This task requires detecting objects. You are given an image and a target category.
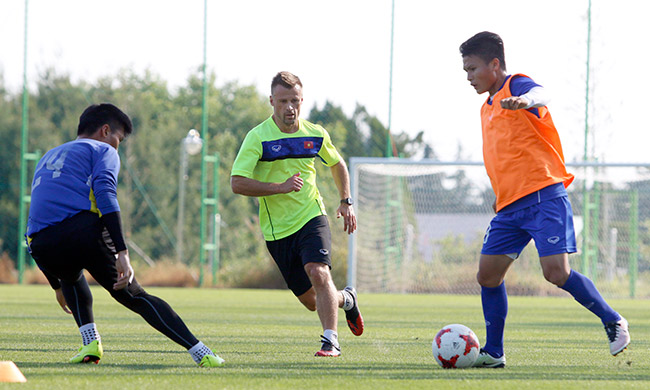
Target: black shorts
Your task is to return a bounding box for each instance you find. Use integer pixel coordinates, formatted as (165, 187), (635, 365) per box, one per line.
(28, 211), (144, 294)
(266, 215), (332, 297)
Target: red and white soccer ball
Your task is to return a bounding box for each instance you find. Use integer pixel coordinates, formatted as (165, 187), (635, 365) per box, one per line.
(432, 324), (480, 369)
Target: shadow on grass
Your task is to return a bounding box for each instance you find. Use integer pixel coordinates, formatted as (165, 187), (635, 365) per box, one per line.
(0, 347), (72, 353)
(215, 361), (650, 382)
(11, 359), (649, 382)
(16, 361), (181, 372)
(0, 346), (186, 355)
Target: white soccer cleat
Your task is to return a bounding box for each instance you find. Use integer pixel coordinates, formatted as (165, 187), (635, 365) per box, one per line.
(605, 316), (630, 356)
(472, 349), (506, 368)
(315, 335), (341, 357)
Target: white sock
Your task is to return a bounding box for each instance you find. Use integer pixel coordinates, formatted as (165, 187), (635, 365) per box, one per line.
(188, 341), (214, 364)
(323, 329), (339, 348)
(341, 290), (354, 311)
(79, 323), (100, 346)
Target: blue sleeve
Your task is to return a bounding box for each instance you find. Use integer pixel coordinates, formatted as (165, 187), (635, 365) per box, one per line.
(92, 147), (121, 214)
(509, 75), (541, 97)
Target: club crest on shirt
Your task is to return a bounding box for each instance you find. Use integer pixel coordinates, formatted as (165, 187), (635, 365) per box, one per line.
(304, 141), (314, 149)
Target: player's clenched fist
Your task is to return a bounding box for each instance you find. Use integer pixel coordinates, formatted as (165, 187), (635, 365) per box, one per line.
(282, 172), (303, 193)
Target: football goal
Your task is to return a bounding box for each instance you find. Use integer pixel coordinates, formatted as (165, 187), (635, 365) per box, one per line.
(347, 157), (650, 298)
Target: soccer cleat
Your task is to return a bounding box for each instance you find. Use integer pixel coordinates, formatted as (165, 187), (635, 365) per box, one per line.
(472, 349), (506, 368)
(70, 340), (103, 364)
(199, 354), (225, 367)
(315, 335), (341, 357)
(605, 316), (630, 356)
(343, 286), (364, 336)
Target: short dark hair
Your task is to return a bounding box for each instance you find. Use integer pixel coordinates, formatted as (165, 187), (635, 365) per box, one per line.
(271, 71), (302, 93)
(459, 31), (506, 71)
(77, 103), (133, 136)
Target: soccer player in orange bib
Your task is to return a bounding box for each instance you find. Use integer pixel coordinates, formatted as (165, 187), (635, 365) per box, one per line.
(460, 31), (630, 368)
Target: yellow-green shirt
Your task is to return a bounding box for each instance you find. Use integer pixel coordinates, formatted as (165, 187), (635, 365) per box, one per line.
(231, 117), (342, 240)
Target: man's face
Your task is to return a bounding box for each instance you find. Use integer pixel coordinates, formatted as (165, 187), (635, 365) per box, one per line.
(99, 125), (126, 150)
(463, 55), (499, 95)
(270, 84), (303, 130)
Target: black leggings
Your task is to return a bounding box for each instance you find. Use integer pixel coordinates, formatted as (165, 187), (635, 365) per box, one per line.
(30, 212), (199, 349)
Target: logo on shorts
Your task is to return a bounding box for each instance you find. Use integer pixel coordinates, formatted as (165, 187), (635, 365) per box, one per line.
(483, 224), (492, 244)
(547, 236), (560, 244)
(319, 249), (329, 255)
(271, 144), (282, 152)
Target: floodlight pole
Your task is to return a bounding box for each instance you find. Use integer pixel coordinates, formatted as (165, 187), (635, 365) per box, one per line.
(178, 140), (189, 263)
(199, 0), (209, 287)
(583, 0), (592, 166)
(17, 0), (30, 283)
(386, 0), (395, 158)
(198, 0), (220, 287)
(581, 0), (593, 276)
(177, 130), (203, 263)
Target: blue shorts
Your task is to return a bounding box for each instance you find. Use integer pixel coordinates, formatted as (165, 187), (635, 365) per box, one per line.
(481, 196), (577, 258)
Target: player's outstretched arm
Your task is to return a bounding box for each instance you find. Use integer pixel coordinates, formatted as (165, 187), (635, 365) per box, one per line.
(500, 86), (549, 110)
(499, 96), (530, 110)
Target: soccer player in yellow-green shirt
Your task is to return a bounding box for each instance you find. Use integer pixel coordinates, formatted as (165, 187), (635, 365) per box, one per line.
(231, 71), (364, 357)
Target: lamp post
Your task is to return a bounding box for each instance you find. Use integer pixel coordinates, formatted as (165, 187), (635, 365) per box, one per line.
(17, 0), (30, 283)
(177, 129), (203, 263)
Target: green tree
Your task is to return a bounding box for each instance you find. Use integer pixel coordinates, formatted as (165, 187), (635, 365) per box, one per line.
(308, 101), (430, 159)
(0, 76), (22, 259)
(0, 67), (439, 289)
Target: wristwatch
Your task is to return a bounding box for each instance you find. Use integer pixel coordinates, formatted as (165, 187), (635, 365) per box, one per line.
(340, 198), (353, 205)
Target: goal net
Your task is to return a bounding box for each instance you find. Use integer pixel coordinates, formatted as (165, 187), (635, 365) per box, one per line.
(347, 158), (650, 298)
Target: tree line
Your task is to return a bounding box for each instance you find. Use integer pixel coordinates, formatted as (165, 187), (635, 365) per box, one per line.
(0, 67), (432, 285)
(2, 68), (648, 291)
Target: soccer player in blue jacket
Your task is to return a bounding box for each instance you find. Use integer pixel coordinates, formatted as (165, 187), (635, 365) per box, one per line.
(26, 103), (224, 367)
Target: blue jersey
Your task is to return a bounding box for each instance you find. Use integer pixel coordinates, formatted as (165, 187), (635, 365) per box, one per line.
(26, 138), (121, 237)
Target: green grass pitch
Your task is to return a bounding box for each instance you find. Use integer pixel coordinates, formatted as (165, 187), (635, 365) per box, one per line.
(1, 284), (648, 389)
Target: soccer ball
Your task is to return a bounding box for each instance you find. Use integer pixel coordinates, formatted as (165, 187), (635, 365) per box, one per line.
(432, 324), (480, 368)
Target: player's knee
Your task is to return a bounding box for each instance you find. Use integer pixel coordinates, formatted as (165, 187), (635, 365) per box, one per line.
(109, 287), (133, 301)
(543, 268), (569, 286)
(476, 272), (501, 288)
(304, 263), (330, 286)
(109, 282), (146, 306)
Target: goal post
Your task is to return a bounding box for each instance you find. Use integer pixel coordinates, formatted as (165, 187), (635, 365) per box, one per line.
(348, 157), (650, 298)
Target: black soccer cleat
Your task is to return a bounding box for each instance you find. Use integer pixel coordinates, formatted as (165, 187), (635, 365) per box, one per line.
(343, 286), (364, 336)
